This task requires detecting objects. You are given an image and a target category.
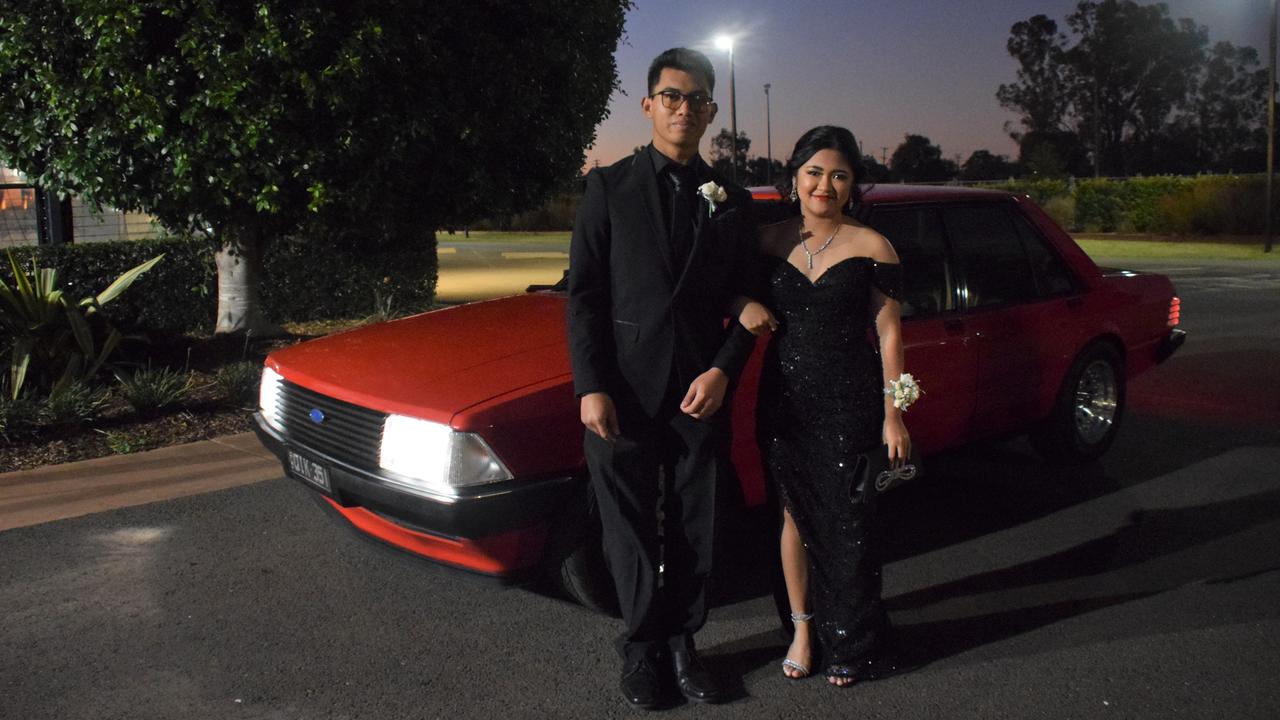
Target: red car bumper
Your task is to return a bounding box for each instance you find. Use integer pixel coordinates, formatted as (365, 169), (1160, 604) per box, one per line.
(253, 414), (570, 577)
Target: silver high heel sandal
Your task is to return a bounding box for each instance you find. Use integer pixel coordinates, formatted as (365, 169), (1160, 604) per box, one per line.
(781, 612), (813, 679)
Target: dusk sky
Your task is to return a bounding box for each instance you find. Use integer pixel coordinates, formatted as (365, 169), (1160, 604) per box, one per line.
(583, 0), (1274, 172)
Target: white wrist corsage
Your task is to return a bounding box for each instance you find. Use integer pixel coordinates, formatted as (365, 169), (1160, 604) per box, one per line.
(698, 181), (728, 217)
(884, 373), (923, 411)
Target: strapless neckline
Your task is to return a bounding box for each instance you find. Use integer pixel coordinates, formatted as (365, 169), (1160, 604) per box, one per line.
(764, 254), (879, 287)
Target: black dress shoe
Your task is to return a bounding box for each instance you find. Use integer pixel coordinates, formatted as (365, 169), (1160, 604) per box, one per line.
(619, 656), (663, 709)
(671, 649), (725, 704)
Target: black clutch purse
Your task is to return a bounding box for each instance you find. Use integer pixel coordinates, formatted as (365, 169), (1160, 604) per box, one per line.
(849, 445), (921, 504)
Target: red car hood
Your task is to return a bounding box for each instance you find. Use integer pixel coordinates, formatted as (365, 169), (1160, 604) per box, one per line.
(266, 293), (571, 425)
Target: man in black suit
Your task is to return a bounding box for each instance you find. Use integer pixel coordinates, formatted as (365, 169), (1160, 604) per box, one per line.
(567, 47), (757, 708)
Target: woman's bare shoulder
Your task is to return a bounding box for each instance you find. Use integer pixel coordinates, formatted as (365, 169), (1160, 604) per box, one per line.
(847, 222), (899, 264)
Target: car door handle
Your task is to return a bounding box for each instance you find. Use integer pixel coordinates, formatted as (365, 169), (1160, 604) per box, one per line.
(943, 319), (965, 335)
(1066, 297), (1084, 309)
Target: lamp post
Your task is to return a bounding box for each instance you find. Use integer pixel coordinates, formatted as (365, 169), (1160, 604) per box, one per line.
(715, 35), (738, 183)
(1267, 0), (1276, 252)
(764, 82), (773, 186)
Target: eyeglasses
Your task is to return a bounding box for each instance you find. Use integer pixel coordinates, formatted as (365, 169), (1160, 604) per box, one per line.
(649, 90), (715, 113)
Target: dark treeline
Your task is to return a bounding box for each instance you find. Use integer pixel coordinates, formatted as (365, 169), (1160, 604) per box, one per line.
(1000, 0), (1270, 178)
(715, 1), (1272, 186)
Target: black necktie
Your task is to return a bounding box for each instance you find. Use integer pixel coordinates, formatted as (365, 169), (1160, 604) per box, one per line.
(668, 165), (695, 268)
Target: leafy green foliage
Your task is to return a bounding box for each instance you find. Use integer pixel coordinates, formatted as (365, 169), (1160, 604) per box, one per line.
(0, 393), (38, 439)
(38, 381), (109, 427)
(1152, 176), (1272, 235)
(0, 0), (631, 330)
(2, 235), (438, 334)
(987, 175), (1272, 234)
(214, 361), (261, 408)
(114, 366), (193, 412)
(0, 249), (162, 398)
(98, 429), (147, 455)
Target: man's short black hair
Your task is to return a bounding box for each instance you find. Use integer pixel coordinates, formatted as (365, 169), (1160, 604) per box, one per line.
(647, 47), (716, 96)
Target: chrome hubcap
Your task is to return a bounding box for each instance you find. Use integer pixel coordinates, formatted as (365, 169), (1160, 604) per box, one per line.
(1074, 360), (1117, 444)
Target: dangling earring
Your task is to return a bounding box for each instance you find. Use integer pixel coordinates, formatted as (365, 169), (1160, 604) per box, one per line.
(789, 186), (798, 202)
(847, 193), (856, 211)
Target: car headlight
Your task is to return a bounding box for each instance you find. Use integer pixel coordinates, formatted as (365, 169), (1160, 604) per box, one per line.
(259, 367), (284, 432)
(379, 414), (513, 496)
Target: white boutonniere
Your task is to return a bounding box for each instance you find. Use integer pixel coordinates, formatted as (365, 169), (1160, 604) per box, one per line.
(698, 181), (728, 217)
(884, 372), (923, 411)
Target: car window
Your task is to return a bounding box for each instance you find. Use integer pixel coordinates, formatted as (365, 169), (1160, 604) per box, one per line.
(945, 205), (1039, 309)
(866, 207), (951, 319)
(1012, 212), (1076, 296)
(752, 199), (792, 228)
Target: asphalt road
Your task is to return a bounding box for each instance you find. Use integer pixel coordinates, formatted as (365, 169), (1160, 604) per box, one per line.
(2, 260), (1279, 719)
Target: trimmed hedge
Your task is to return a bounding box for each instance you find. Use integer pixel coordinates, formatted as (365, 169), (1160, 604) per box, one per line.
(4, 234), (438, 336)
(984, 174), (1275, 234)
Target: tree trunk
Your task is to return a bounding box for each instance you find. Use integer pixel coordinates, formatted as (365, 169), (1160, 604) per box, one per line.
(214, 233), (283, 336)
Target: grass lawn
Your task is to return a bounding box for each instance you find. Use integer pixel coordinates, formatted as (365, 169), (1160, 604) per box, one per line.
(1074, 235), (1280, 261)
(437, 230), (570, 244)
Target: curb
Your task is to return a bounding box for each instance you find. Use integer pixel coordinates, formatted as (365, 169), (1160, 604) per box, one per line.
(0, 432), (280, 532)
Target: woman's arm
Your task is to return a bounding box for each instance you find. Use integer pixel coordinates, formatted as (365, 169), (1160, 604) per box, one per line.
(872, 290), (910, 463)
(866, 229), (911, 463)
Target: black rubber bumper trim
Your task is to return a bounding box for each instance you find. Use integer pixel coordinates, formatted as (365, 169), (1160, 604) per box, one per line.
(1156, 328), (1187, 365)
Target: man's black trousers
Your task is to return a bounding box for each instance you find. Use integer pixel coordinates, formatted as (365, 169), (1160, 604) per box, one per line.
(583, 388), (723, 663)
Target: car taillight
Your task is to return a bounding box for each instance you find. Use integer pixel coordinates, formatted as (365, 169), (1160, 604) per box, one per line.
(1167, 297), (1181, 327)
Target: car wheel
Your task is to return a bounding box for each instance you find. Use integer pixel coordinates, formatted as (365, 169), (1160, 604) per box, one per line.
(1032, 341), (1125, 463)
(551, 480), (619, 616)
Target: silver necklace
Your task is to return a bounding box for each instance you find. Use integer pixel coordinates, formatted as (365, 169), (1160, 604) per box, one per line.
(799, 221), (840, 270)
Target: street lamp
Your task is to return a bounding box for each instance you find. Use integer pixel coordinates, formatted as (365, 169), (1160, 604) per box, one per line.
(1267, 0), (1276, 253)
(764, 83), (773, 186)
(715, 35), (738, 183)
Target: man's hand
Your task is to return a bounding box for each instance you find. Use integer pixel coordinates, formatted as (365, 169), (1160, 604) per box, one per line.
(580, 392), (619, 441)
(680, 368), (729, 420)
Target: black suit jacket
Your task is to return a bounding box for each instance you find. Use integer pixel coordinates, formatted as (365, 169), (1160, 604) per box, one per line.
(567, 148), (758, 417)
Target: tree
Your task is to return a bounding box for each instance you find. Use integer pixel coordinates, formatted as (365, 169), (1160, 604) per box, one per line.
(1017, 131), (1091, 178)
(1065, 0), (1207, 174)
(997, 1), (1233, 176)
(709, 128), (750, 181)
(889, 135), (958, 182)
(860, 155), (892, 183)
(0, 0), (629, 334)
(744, 156), (783, 188)
(1187, 41), (1270, 172)
(960, 150), (1020, 181)
(996, 15), (1072, 138)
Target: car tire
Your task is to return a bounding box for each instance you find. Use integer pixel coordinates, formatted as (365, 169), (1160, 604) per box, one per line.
(1031, 341), (1125, 464)
(551, 481), (619, 616)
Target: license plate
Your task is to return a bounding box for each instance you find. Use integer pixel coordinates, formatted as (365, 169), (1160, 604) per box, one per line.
(287, 450), (331, 492)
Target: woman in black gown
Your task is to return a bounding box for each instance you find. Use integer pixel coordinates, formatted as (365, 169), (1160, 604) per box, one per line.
(736, 126), (914, 686)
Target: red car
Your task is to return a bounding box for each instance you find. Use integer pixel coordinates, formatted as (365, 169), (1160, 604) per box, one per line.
(253, 185), (1184, 608)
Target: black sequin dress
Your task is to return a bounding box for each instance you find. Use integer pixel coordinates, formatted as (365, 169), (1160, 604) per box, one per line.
(756, 254), (903, 679)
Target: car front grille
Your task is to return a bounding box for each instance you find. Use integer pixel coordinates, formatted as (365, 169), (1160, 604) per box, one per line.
(276, 380), (386, 470)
